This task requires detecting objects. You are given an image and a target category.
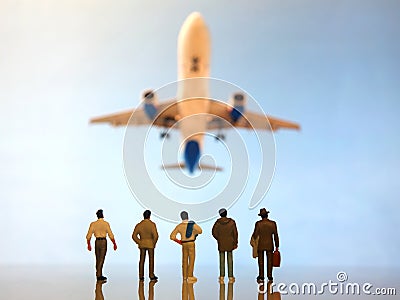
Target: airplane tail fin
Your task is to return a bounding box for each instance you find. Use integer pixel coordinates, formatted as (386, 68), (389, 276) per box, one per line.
(198, 164), (223, 172)
(161, 163), (223, 172)
(161, 163), (185, 170)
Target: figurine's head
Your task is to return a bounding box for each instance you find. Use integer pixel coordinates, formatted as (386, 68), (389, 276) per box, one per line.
(219, 208), (227, 218)
(143, 210), (151, 219)
(96, 209), (104, 219)
(258, 208), (270, 219)
(180, 211), (189, 221)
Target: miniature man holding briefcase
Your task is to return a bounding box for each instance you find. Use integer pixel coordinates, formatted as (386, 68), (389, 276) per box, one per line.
(251, 208), (280, 283)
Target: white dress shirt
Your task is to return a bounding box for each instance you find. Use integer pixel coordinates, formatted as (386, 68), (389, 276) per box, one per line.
(86, 218), (115, 240)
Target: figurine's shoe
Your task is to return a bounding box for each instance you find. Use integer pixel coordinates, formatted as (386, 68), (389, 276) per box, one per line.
(267, 276), (273, 282)
(218, 276), (224, 284)
(187, 276), (197, 283)
(139, 277), (144, 281)
(97, 276), (107, 281)
(256, 276), (264, 283)
(150, 275), (158, 282)
(228, 277), (235, 283)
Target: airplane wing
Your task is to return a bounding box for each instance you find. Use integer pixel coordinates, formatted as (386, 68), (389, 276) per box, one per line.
(161, 162), (223, 171)
(90, 109), (136, 126)
(207, 100), (300, 131)
(90, 100), (179, 127)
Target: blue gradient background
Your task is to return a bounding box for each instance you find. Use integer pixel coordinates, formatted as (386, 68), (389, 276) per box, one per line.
(1, 0), (399, 274)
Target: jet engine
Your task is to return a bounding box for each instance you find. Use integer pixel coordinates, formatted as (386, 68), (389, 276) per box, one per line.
(142, 89), (158, 120)
(229, 92), (246, 123)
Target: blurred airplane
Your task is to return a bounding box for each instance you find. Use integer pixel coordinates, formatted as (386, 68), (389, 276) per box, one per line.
(90, 12), (300, 174)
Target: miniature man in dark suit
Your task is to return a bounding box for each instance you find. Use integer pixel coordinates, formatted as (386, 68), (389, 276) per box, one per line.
(252, 208), (279, 282)
(86, 209), (117, 281)
(132, 210), (159, 281)
(212, 208), (238, 283)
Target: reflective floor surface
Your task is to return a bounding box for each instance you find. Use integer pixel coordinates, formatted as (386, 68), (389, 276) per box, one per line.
(0, 264), (398, 299)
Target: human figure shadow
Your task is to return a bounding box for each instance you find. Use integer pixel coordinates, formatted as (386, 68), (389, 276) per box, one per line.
(138, 280), (157, 300)
(182, 280), (195, 300)
(219, 282), (234, 300)
(258, 281), (281, 300)
(95, 280), (106, 300)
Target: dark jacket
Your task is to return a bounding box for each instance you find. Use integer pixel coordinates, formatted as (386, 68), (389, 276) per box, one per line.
(132, 219), (159, 249)
(212, 217), (238, 252)
(252, 218), (279, 251)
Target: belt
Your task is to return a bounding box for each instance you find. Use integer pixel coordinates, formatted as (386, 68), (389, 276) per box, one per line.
(181, 240), (195, 243)
(96, 237), (106, 240)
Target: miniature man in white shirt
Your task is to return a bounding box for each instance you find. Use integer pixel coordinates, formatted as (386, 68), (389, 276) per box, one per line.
(86, 209), (117, 281)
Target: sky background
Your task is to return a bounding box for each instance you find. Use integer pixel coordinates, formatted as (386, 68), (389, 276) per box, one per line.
(0, 0), (399, 274)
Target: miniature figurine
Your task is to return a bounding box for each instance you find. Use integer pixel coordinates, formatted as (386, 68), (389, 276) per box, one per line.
(132, 210), (159, 281)
(86, 209), (117, 281)
(170, 211), (202, 283)
(212, 208), (238, 283)
(252, 208), (279, 283)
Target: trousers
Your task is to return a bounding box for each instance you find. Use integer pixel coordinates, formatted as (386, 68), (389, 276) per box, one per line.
(182, 242), (196, 278)
(219, 251), (233, 277)
(139, 248), (155, 278)
(257, 250), (273, 279)
(95, 239), (107, 277)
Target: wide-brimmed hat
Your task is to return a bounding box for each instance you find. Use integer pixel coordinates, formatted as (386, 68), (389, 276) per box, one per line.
(258, 208), (270, 216)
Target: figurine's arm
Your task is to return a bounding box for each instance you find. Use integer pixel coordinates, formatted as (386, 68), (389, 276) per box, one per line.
(273, 221), (279, 250)
(152, 223), (159, 246)
(132, 224), (141, 246)
(251, 222), (259, 240)
(170, 225), (182, 245)
(211, 222), (218, 240)
(233, 220), (239, 249)
(194, 223), (203, 235)
(86, 223), (94, 251)
(106, 222), (117, 251)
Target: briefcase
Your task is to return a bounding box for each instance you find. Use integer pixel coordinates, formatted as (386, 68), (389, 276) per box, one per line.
(273, 250), (281, 267)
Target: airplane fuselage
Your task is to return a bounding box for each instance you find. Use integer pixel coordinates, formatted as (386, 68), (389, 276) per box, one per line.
(176, 12), (211, 173)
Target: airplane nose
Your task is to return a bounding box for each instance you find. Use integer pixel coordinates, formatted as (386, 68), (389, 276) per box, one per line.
(184, 140), (200, 174)
(186, 12), (205, 27)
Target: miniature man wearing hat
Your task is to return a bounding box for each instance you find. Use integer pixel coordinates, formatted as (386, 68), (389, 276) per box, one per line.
(251, 208), (279, 283)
